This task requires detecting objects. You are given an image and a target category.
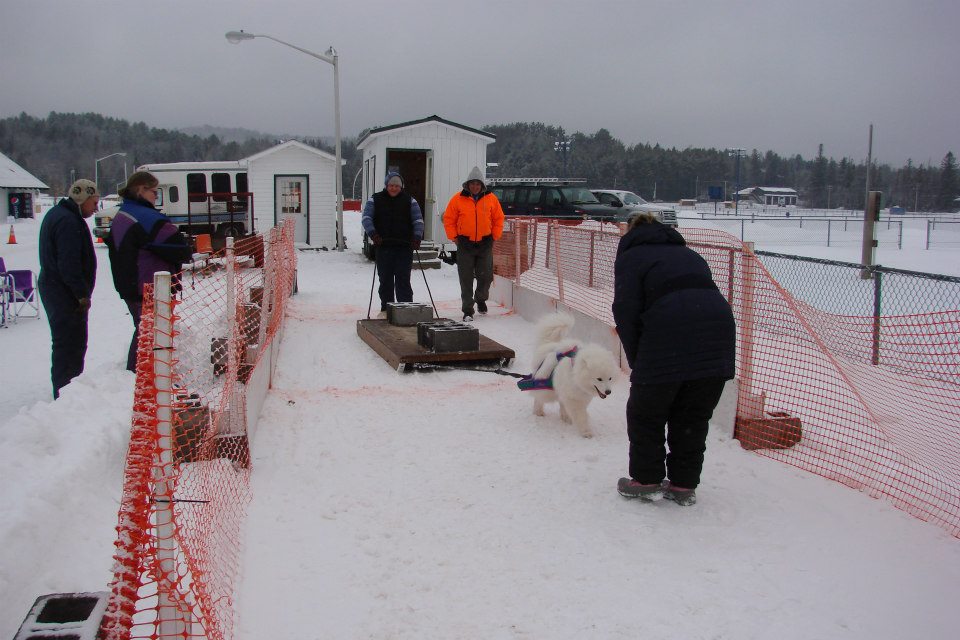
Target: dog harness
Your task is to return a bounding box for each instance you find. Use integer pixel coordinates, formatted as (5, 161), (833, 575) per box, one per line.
(516, 347), (578, 392)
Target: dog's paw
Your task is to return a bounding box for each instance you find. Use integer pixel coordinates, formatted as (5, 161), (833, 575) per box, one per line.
(579, 430), (594, 439)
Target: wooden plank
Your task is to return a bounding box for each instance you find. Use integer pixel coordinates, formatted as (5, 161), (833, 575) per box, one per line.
(357, 319), (515, 371)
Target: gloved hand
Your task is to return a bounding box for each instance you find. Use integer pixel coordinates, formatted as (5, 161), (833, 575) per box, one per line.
(77, 297), (91, 312)
(412, 238), (421, 250)
(371, 233), (382, 246)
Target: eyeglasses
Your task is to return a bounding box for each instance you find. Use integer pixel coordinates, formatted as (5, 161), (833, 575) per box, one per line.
(143, 186), (158, 194)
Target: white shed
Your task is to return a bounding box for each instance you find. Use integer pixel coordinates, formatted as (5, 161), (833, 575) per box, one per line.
(244, 140), (339, 248)
(356, 115), (496, 248)
(1, 151), (48, 219)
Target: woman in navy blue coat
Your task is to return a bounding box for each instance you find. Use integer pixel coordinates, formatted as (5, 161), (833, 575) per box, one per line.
(612, 214), (736, 505)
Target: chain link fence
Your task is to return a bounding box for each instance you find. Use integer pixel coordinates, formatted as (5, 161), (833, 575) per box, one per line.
(493, 218), (960, 537)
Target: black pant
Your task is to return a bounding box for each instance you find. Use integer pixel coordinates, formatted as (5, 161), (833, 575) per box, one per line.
(375, 245), (414, 310)
(455, 236), (493, 314)
(39, 285), (88, 399)
(125, 298), (142, 372)
(626, 377), (727, 489)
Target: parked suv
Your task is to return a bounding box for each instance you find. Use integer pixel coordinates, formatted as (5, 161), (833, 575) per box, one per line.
(591, 189), (678, 226)
(488, 180), (620, 222)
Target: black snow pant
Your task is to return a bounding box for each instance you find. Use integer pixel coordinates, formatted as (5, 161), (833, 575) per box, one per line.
(39, 283), (89, 399)
(455, 235), (493, 315)
(375, 245), (414, 310)
(125, 298), (142, 372)
(626, 377), (727, 489)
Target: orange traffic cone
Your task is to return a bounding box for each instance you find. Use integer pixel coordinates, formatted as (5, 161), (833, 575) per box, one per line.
(7, 225), (15, 244)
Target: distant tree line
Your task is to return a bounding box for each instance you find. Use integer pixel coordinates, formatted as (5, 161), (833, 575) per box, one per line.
(484, 122), (959, 212)
(1, 112), (956, 212)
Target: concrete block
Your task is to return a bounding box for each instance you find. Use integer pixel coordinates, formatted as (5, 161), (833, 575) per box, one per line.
(425, 323), (480, 352)
(416, 319), (457, 347)
(387, 302), (433, 326)
(14, 591), (109, 640)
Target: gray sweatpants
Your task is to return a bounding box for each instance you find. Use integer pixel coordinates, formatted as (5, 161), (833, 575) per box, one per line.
(455, 236), (494, 314)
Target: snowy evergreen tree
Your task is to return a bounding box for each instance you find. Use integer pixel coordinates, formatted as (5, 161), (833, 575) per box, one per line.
(938, 152), (958, 210)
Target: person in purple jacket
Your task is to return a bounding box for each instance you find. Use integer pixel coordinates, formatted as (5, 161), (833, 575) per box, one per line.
(106, 171), (193, 372)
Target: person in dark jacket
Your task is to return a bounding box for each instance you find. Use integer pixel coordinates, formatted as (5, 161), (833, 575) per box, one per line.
(106, 171), (193, 371)
(361, 171), (424, 316)
(612, 213), (736, 506)
(38, 179), (99, 398)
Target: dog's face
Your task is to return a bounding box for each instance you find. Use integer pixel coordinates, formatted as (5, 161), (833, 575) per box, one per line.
(572, 345), (619, 399)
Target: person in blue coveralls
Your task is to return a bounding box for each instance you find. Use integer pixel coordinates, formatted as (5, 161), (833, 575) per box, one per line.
(37, 179), (99, 398)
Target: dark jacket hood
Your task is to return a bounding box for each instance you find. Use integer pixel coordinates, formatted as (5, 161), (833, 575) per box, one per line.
(617, 222), (686, 256)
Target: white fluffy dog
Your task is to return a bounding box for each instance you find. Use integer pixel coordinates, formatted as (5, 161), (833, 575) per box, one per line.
(527, 312), (619, 438)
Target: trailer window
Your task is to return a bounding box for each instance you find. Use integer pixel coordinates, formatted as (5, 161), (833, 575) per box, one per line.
(169, 186), (179, 203)
(187, 173), (207, 202)
(211, 173), (231, 202)
(235, 172), (248, 193)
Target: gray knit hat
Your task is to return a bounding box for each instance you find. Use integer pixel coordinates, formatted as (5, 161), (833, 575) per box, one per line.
(384, 171), (404, 187)
(69, 179), (99, 205)
(462, 166), (485, 188)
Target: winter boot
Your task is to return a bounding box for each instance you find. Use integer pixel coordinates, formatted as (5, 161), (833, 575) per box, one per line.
(617, 477), (664, 501)
(662, 483), (697, 506)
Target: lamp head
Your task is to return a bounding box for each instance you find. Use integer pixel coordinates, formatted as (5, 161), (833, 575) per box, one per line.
(226, 30), (255, 44)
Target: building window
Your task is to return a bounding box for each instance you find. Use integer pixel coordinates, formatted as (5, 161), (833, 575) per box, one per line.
(211, 173), (231, 202)
(187, 173), (207, 203)
(281, 180), (303, 213)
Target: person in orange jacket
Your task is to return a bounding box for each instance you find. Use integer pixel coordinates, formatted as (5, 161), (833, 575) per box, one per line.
(442, 166), (505, 321)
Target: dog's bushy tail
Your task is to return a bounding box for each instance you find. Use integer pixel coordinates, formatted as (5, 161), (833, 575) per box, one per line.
(536, 312), (575, 346)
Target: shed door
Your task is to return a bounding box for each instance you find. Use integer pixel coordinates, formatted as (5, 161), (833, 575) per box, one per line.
(385, 149), (430, 240)
(275, 175), (308, 243)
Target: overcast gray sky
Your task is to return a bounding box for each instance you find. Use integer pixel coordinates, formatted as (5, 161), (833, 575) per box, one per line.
(2, 0), (957, 166)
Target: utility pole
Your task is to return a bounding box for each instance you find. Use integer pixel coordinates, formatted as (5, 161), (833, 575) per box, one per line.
(728, 148), (745, 216)
(861, 124), (878, 278)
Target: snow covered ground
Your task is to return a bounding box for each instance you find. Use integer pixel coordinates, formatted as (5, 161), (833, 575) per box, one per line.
(1, 209), (959, 638)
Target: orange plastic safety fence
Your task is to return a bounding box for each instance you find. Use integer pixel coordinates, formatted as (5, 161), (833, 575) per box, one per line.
(101, 221), (297, 639)
(494, 218), (960, 537)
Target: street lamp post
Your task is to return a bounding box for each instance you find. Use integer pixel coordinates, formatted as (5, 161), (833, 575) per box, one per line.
(352, 166), (363, 200)
(226, 30), (344, 251)
(95, 152), (126, 198)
